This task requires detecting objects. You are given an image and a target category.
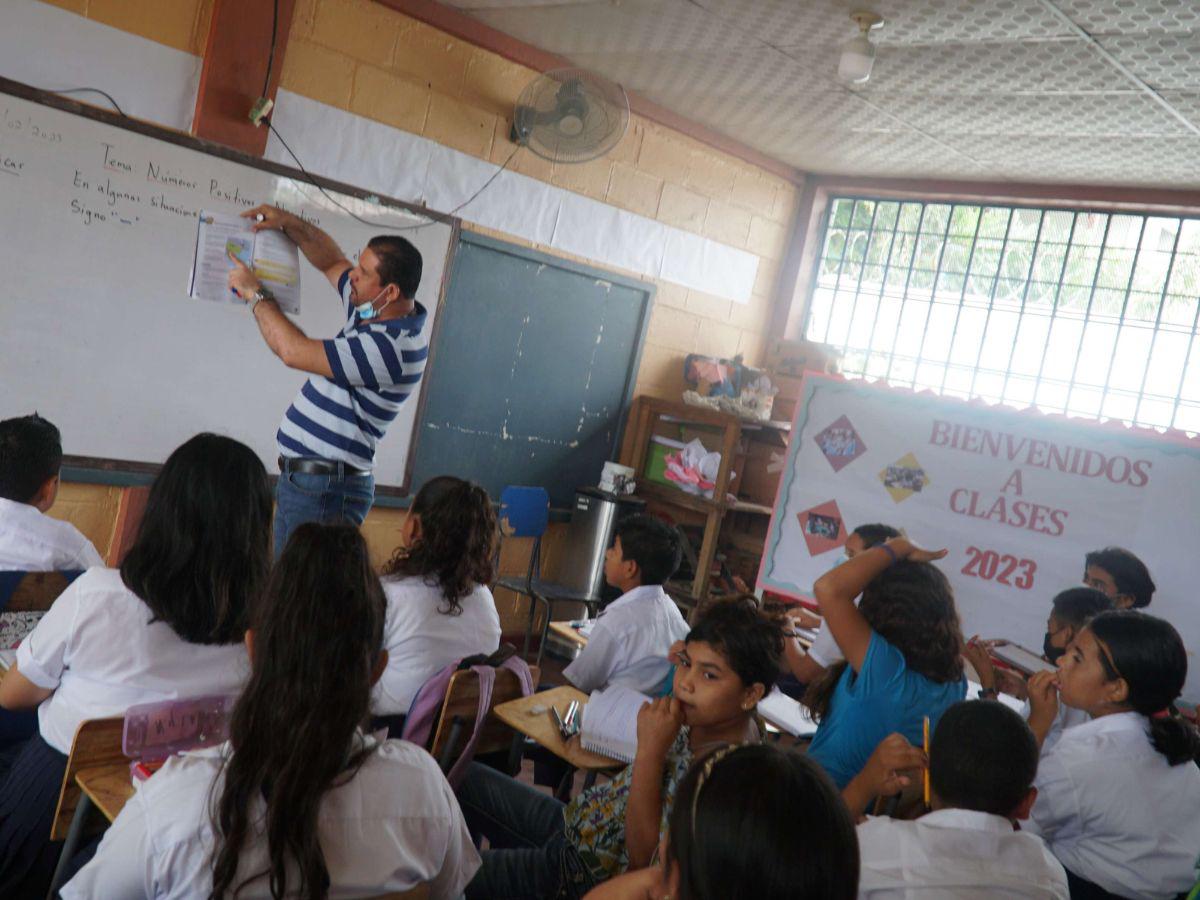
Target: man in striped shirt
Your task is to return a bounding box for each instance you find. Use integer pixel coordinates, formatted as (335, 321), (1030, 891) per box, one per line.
(227, 204), (427, 556)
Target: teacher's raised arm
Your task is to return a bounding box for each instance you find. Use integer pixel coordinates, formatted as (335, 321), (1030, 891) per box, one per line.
(228, 207), (428, 558)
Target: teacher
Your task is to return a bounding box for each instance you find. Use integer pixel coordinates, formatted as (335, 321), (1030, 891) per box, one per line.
(227, 204), (426, 557)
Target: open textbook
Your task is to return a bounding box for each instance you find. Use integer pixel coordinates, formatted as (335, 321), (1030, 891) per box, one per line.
(188, 210), (301, 314)
(580, 685), (650, 764)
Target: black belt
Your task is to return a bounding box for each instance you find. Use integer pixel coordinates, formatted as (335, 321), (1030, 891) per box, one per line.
(278, 456), (371, 478)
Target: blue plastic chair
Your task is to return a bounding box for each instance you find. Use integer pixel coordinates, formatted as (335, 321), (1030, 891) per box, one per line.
(494, 487), (600, 666)
(0, 569), (85, 612)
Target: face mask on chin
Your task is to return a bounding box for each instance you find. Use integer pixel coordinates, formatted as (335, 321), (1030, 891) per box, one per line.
(1043, 631), (1067, 663)
(354, 288), (391, 320)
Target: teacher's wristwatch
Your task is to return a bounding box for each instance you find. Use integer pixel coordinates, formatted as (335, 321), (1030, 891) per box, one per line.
(249, 287), (273, 313)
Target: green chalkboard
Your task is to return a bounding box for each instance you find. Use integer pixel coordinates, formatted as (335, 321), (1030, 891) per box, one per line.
(410, 231), (653, 510)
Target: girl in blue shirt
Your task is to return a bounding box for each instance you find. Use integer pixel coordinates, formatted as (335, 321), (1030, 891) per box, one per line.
(805, 537), (967, 790)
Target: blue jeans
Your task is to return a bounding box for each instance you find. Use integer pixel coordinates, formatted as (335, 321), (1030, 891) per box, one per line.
(457, 762), (597, 900)
(273, 467), (374, 558)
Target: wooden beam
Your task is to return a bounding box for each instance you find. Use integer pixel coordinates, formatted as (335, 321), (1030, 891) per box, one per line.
(373, 0), (805, 185)
(192, 0), (298, 155)
(106, 487), (150, 567)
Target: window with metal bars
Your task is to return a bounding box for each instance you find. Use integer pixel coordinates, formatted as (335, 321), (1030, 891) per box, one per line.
(803, 197), (1200, 434)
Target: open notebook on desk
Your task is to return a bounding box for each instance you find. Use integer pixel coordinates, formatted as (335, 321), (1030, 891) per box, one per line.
(580, 685), (649, 763)
(757, 688), (818, 738)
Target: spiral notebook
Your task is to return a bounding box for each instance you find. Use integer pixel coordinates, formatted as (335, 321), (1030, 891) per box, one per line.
(580, 685), (651, 764)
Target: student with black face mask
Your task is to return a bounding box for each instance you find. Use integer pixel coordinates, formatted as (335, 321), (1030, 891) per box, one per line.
(965, 587), (1114, 753)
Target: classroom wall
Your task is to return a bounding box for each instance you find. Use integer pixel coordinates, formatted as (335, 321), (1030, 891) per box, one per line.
(33, 0), (800, 631)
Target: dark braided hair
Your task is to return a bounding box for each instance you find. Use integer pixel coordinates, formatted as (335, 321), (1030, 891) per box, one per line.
(382, 476), (497, 615)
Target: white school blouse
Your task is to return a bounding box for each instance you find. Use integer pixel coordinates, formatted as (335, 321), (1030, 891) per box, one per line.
(61, 733), (481, 900)
(372, 575), (502, 716)
(856, 808), (1069, 899)
(0, 497), (103, 572)
(806, 613), (843, 668)
(1023, 711), (1200, 899)
(563, 584), (690, 695)
(15, 567), (249, 753)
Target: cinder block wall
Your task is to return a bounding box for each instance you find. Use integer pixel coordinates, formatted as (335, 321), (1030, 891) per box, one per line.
(35, 0), (799, 631)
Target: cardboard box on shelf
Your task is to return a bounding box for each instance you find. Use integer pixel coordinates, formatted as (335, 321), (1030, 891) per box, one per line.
(766, 339), (842, 377)
(737, 438), (784, 507)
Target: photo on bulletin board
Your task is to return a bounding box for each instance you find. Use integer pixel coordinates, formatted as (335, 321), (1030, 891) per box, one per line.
(757, 372), (1200, 702)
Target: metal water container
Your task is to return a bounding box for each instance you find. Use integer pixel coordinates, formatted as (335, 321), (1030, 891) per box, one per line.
(555, 487), (645, 601)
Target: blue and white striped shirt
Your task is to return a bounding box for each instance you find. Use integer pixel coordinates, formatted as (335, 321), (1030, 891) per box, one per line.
(276, 270), (428, 470)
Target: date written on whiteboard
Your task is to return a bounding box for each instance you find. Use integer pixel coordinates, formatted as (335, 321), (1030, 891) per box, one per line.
(961, 546), (1036, 590)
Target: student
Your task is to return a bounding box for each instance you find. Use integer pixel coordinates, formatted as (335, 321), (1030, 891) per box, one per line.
(785, 523), (901, 686)
(456, 596), (785, 899)
(62, 523), (479, 900)
(804, 536), (967, 790)
(0, 414), (102, 571)
(850, 701), (1069, 898)
(563, 514), (689, 695)
(583, 743), (860, 900)
(1083, 546), (1155, 609)
(1023, 610), (1200, 899)
(372, 475), (502, 720)
(0, 433), (270, 898)
(964, 587), (1113, 752)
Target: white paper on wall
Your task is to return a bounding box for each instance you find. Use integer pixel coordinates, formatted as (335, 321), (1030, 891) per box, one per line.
(660, 228), (758, 304)
(551, 192), (668, 277)
(268, 92), (759, 304)
(467, 169), (562, 247)
(0, 0), (200, 132)
(267, 94), (434, 211)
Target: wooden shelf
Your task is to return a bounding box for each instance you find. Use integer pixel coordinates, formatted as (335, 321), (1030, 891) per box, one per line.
(730, 499), (773, 515)
(635, 480), (772, 517)
(624, 396), (787, 618)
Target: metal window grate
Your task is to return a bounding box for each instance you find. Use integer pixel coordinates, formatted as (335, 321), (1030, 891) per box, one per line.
(803, 197), (1200, 434)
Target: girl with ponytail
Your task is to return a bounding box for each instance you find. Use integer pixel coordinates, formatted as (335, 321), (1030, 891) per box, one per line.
(1024, 610), (1200, 900)
(62, 523), (479, 900)
(373, 475), (501, 721)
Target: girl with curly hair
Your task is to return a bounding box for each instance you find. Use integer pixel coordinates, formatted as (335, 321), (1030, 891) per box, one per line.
(372, 475), (501, 723)
(804, 536), (967, 791)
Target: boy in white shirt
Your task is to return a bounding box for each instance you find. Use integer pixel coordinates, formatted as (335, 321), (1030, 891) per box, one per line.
(0, 414), (102, 572)
(563, 514), (689, 696)
(849, 700), (1069, 899)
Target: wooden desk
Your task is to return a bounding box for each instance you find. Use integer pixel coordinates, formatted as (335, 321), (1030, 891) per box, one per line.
(76, 762), (135, 822)
(493, 685), (623, 771)
(548, 621), (590, 649)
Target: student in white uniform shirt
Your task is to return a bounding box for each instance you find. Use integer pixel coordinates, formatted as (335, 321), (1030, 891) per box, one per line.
(849, 700), (1069, 899)
(0, 433), (271, 898)
(564, 514), (689, 696)
(783, 523), (900, 688)
(1023, 610), (1200, 899)
(63, 523), (480, 900)
(372, 475), (502, 724)
(963, 587), (1114, 754)
(0, 414), (102, 571)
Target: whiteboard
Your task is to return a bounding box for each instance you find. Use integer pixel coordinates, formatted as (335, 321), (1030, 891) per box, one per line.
(0, 81), (455, 493)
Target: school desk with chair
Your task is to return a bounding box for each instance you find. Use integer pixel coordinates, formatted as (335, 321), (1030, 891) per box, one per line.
(46, 694), (236, 895)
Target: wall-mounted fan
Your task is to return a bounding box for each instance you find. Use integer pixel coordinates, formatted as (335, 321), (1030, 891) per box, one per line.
(511, 68), (629, 163)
